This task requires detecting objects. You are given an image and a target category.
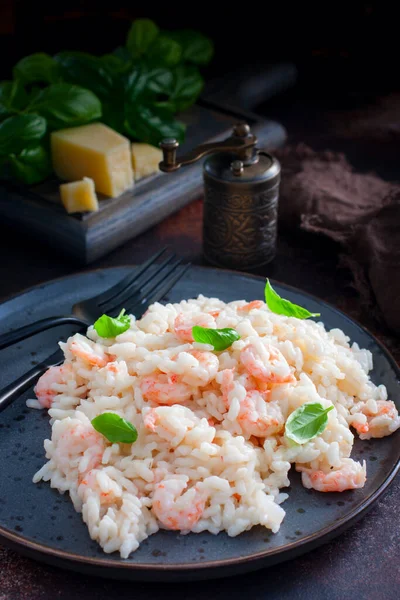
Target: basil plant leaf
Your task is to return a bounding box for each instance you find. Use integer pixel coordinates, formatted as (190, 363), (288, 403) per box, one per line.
(0, 114), (46, 156)
(94, 309), (131, 339)
(9, 145), (52, 185)
(54, 52), (115, 100)
(29, 83), (102, 130)
(148, 65), (203, 113)
(285, 402), (334, 444)
(126, 18), (160, 57)
(101, 53), (132, 76)
(169, 30), (214, 65)
(13, 53), (59, 85)
(91, 413), (138, 444)
(124, 103), (185, 147)
(265, 279), (320, 320)
(147, 35), (182, 67)
(192, 326), (241, 351)
(0, 80), (28, 121)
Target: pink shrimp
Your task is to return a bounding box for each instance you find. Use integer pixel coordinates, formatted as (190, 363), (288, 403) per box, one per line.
(240, 343), (295, 385)
(220, 368), (235, 409)
(181, 350), (219, 387)
(53, 420), (105, 475)
(238, 391), (282, 437)
(69, 334), (115, 368)
(173, 312), (216, 342)
(34, 364), (73, 408)
(238, 300), (264, 312)
(357, 400), (400, 439)
(152, 477), (206, 530)
(298, 458), (366, 492)
(79, 468), (121, 505)
(140, 373), (192, 405)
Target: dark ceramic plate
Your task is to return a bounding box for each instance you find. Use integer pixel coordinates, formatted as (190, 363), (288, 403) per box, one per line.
(0, 267), (398, 582)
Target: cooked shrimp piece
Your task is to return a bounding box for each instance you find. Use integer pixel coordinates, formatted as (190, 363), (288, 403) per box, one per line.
(357, 400), (400, 439)
(240, 342), (295, 385)
(143, 405), (199, 443)
(34, 364), (73, 408)
(238, 392), (282, 437)
(238, 300), (264, 312)
(181, 350), (219, 387)
(220, 368), (236, 410)
(69, 333), (114, 368)
(53, 419), (105, 475)
(79, 469), (122, 505)
(152, 476), (206, 530)
(140, 373), (192, 405)
(298, 458), (366, 492)
(173, 312), (216, 342)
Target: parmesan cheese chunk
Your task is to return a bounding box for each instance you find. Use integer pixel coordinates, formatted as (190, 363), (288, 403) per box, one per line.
(51, 123), (134, 197)
(131, 143), (162, 181)
(60, 177), (99, 214)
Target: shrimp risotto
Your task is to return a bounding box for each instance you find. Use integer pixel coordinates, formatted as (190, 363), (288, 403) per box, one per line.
(29, 294), (400, 558)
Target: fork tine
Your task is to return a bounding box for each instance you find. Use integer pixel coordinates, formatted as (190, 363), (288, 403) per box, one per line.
(111, 258), (182, 315)
(126, 264), (190, 318)
(97, 247), (168, 307)
(102, 253), (177, 313)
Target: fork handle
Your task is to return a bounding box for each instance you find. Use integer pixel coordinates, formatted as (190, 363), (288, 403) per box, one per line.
(0, 356), (62, 412)
(0, 316), (86, 350)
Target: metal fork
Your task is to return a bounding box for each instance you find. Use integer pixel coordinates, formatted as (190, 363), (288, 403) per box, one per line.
(0, 247), (173, 350)
(0, 259), (189, 412)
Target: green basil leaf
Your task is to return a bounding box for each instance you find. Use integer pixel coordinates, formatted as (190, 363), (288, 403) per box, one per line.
(0, 80), (29, 121)
(13, 53), (59, 85)
(285, 403), (334, 444)
(54, 52), (115, 100)
(168, 30), (214, 65)
(192, 326), (241, 351)
(147, 35), (182, 67)
(124, 103), (185, 147)
(265, 279), (320, 320)
(9, 145), (51, 185)
(94, 308), (131, 338)
(124, 64), (152, 104)
(126, 19), (159, 57)
(0, 114), (46, 155)
(101, 53), (131, 76)
(29, 83), (101, 129)
(112, 46), (133, 63)
(91, 413), (138, 444)
(148, 65), (203, 113)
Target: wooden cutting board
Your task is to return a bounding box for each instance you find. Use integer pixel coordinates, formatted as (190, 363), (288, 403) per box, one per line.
(0, 100), (286, 264)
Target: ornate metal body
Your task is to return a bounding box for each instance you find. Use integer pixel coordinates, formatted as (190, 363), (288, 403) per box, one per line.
(159, 123), (281, 270)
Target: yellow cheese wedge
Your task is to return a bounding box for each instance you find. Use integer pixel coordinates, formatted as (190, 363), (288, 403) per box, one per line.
(51, 123), (134, 197)
(131, 143), (162, 181)
(60, 177), (99, 214)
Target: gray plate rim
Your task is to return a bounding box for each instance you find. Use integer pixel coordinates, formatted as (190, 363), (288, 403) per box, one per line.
(0, 265), (399, 575)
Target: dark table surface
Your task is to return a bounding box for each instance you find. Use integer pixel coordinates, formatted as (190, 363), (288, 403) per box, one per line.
(0, 88), (399, 600)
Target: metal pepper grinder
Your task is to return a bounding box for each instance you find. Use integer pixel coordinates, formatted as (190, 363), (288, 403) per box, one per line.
(159, 123), (281, 270)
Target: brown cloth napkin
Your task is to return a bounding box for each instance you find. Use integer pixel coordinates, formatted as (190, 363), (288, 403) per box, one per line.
(275, 144), (400, 334)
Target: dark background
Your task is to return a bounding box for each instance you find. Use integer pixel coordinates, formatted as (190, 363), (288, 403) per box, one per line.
(1, 1), (400, 101)
(1, 4), (400, 599)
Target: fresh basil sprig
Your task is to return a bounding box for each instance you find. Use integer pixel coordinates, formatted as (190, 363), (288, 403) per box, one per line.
(265, 279), (320, 320)
(1, 18), (213, 184)
(29, 83), (102, 130)
(0, 114), (46, 156)
(14, 53), (59, 85)
(9, 145), (52, 185)
(192, 326), (240, 351)
(285, 402), (334, 444)
(94, 308), (131, 338)
(91, 412), (138, 444)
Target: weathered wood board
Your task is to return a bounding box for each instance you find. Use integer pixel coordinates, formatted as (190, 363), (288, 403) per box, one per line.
(0, 101), (286, 263)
